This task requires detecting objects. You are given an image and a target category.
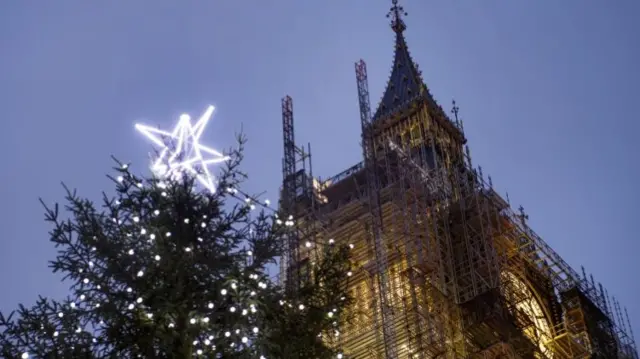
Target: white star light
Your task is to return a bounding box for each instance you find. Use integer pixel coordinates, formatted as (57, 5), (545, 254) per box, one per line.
(135, 105), (230, 193)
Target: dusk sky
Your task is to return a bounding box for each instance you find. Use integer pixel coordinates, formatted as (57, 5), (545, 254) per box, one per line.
(1, 0), (639, 346)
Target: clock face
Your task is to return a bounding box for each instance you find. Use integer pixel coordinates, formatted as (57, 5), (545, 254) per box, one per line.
(501, 271), (553, 358)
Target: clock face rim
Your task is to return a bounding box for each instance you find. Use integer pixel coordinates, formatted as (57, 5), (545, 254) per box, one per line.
(501, 271), (553, 358)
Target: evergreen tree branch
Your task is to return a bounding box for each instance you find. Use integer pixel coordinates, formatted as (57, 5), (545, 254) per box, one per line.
(1, 134), (353, 359)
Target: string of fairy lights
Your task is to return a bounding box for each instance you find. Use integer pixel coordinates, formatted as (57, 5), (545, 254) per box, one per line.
(18, 106), (349, 359)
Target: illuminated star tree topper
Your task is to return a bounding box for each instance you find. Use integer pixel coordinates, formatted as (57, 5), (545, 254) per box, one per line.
(135, 105), (230, 193)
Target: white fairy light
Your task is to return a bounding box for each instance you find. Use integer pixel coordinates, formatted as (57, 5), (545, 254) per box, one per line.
(135, 105), (230, 193)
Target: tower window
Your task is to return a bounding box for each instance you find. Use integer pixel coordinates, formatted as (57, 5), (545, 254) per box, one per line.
(409, 125), (422, 147)
(409, 143), (442, 170)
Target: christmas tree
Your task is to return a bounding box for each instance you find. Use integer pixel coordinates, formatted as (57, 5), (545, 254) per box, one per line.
(0, 135), (353, 358)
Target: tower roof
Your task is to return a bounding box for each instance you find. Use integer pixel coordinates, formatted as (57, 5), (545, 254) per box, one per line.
(371, 1), (466, 143)
(373, 0), (425, 121)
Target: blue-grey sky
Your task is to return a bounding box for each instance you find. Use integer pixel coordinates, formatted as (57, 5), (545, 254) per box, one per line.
(1, 0), (638, 345)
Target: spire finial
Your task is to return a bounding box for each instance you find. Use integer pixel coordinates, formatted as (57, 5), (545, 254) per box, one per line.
(452, 100), (460, 121)
(387, 0), (407, 33)
(518, 205), (529, 226)
(451, 99), (461, 128)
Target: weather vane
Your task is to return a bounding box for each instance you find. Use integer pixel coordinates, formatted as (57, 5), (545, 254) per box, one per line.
(135, 105), (230, 193)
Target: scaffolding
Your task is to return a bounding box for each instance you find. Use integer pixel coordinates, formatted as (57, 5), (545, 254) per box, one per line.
(280, 90), (638, 358)
(278, 2), (638, 358)
(280, 95), (316, 296)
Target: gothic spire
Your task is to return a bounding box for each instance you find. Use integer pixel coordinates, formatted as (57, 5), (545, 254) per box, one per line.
(373, 0), (425, 121)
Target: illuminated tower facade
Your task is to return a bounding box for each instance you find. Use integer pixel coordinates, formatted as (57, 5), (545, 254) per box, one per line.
(279, 1), (638, 358)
